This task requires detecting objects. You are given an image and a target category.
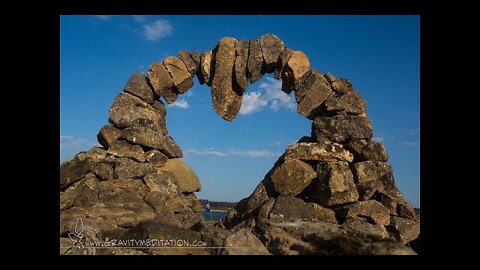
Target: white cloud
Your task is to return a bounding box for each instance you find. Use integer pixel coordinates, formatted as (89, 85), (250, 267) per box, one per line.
(373, 137), (384, 142)
(402, 142), (420, 146)
(184, 89), (194, 97)
(168, 99), (190, 109)
(184, 148), (281, 159)
(239, 77), (296, 115)
(92, 15), (110, 21)
(143, 20), (172, 42)
(133, 15), (146, 23)
(60, 135), (96, 151)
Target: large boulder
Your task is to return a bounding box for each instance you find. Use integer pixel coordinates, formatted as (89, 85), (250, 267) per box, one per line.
(143, 173), (179, 195)
(247, 39), (265, 83)
(270, 159), (317, 196)
(211, 37), (243, 122)
(121, 127), (182, 158)
(336, 200), (391, 225)
(113, 158), (156, 179)
(284, 142), (353, 162)
(324, 89), (367, 115)
(331, 78), (355, 94)
(388, 216), (420, 244)
(269, 196), (337, 223)
(296, 70), (333, 119)
(107, 141), (146, 163)
(97, 125), (122, 149)
(148, 62), (178, 104)
(346, 138), (388, 162)
(158, 158), (202, 193)
(351, 161), (392, 183)
(306, 161), (359, 207)
(163, 56), (193, 94)
(234, 39), (249, 91)
(123, 72), (155, 104)
(259, 34), (284, 73)
(144, 149), (168, 167)
(108, 92), (161, 131)
(312, 115), (373, 144)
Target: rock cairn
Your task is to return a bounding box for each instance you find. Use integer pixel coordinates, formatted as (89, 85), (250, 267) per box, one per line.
(60, 34), (419, 255)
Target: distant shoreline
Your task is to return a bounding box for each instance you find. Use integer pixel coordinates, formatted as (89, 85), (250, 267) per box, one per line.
(209, 209), (228, 213)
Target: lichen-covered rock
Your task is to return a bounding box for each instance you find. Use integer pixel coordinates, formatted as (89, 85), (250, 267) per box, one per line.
(151, 100), (167, 135)
(163, 56), (194, 94)
(113, 158), (156, 179)
(97, 125), (122, 149)
(284, 142), (353, 162)
(259, 34), (284, 73)
(306, 161), (359, 207)
(269, 196), (337, 223)
(107, 141), (146, 163)
(109, 92), (161, 131)
(123, 72), (155, 104)
(337, 200), (391, 225)
(331, 78), (354, 94)
(143, 173), (179, 195)
(312, 115), (373, 143)
(144, 149), (168, 167)
(234, 39), (249, 91)
(90, 162), (114, 180)
(324, 89), (367, 115)
(346, 138), (389, 162)
(60, 154), (92, 190)
(121, 127), (182, 158)
(351, 161), (392, 183)
(158, 158), (202, 193)
(282, 51), (310, 94)
(247, 39), (265, 83)
(148, 62), (178, 104)
(270, 159), (317, 196)
(388, 217), (420, 244)
(211, 37), (243, 122)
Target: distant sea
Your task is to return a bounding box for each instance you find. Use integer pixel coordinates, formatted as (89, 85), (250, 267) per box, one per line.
(203, 211), (227, 221)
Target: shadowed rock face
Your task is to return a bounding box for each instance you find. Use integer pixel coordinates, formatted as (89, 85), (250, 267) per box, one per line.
(60, 34), (418, 255)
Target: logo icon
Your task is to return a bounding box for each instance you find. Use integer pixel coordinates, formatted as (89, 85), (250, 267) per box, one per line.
(68, 217), (84, 248)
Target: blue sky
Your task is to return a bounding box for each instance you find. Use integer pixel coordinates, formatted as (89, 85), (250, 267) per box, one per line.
(60, 15), (420, 207)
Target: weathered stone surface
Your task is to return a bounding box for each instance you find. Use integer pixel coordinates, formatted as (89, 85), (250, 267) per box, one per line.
(274, 48), (294, 79)
(71, 173), (99, 207)
(257, 197), (276, 222)
(396, 202), (418, 221)
(60, 155), (92, 190)
(306, 161), (359, 207)
(158, 158), (202, 193)
(351, 161), (392, 183)
(341, 219), (389, 239)
(388, 217), (420, 244)
(97, 125), (122, 149)
(107, 141), (146, 163)
(247, 39), (265, 83)
(143, 173), (178, 195)
(60, 191), (76, 210)
(346, 138), (389, 162)
(297, 72), (333, 119)
(270, 159), (317, 196)
(331, 78), (354, 94)
(294, 70), (324, 103)
(98, 178), (151, 209)
(91, 162), (114, 180)
(151, 100), (167, 135)
(312, 115), (373, 143)
(373, 190), (401, 215)
(324, 89), (367, 115)
(234, 39), (249, 91)
(178, 50), (197, 76)
(145, 149), (168, 167)
(118, 221), (207, 255)
(114, 158), (156, 179)
(282, 51), (310, 94)
(259, 34), (284, 73)
(284, 142), (353, 162)
(121, 127), (182, 158)
(163, 56), (194, 94)
(337, 200), (391, 225)
(244, 178), (276, 217)
(211, 37), (242, 122)
(256, 221), (416, 255)
(269, 196), (337, 223)
(324, 72), (336, 83)
(123, 72), (155, 104)
(85, 147), (108, 162)
(185, 193), (203, 213)
(356, 180), (384, 201)
(148, 62), (178, 104)
(109, 92), (161, 131)
(200, 51), (213, 86)
(190, 51), (201, 70)
(222, 229), (270, 255)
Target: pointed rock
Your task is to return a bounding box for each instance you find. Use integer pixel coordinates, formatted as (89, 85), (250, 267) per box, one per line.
(97, 125), (122, 148)
(270, 159), (317, 196)
(259, 34), (285, 73)
(247, 39), (265, 83)
(331, 78), (354, 94)
(123, 72), (156, 104)
(274, 48), (294, 79)
(234, 39), (249, 91)
(109, 92), (162, 131)
(346, 139), (388, 162)
(148, 62), (178, 104)
(178, 50), (197, 76)
(163, 56), (194, 94)
(199, 50), (213, 85)
(211, 37), (243, 121)
(281, 51), (310, 94)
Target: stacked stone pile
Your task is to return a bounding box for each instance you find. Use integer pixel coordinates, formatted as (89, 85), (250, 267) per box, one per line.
(60, 34), (419, 255)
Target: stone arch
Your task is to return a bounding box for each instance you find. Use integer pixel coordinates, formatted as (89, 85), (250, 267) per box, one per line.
(59, 34), (419, 255)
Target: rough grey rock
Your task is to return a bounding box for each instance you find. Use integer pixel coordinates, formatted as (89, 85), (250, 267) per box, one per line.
(324, 89), (367, 115)
(270, 159), (317, 196)
(388, 216), (420, 244)
(234, 39), (249, 91)
(312, 115), (373, 143)
(284, 142), (353, 162)
(337, 200), (391, 225)
(144, 149), (168, 167)
(108, 92), (161, 131)
(178, 50), (197, 76)
(123, 72), (155, 104)
(97, 125), (122, 149)
(163, 56), (194, 94)
(346, 138), (389, 162)
(107, 141), (146, 163)
(247, 39), (265, 83)
(259, 34), (285, 73)
(114, 158), (156, 179)
(148, 61), (178, 104)
(269, 196), (337, 223)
